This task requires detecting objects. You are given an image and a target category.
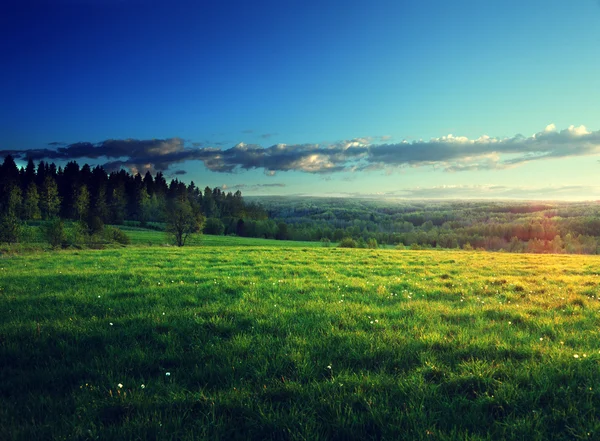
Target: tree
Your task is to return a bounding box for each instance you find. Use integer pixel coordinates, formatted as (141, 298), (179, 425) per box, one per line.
(0, 214), (21, 244)
(40, 176), (61, 220)
(42, 218), (66, 248)
(22, 182), (41, 220)
(73, 184), (90, 221)
(276, 222), (289, 240)
(1, 184), (22, 218)
(338, 237), (357, 248)
(0, 185), (22, 244)
(204, 217), (225, 235)
(110, 184), (127, 224)
(166, 198), (205, 246)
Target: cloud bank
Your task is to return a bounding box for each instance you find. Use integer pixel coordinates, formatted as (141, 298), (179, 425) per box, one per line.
(2, 124), (600, 175)
(325, 185), (600, 201)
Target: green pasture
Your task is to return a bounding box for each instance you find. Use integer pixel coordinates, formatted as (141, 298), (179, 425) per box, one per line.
(119, 226), (321, 248)
(1, 242), (600, 440)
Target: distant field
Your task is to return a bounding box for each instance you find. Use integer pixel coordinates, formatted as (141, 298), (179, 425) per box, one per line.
(119, 226), (322, 248)
(1, 242), (600, 439)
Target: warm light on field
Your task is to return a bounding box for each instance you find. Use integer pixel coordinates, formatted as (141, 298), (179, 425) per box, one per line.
(2, 241), (600, 439)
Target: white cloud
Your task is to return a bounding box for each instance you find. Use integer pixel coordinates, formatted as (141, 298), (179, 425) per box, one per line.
(567, 124), (591, 136)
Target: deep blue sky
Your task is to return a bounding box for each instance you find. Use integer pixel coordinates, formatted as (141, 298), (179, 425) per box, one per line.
(2, 0), (600, 199)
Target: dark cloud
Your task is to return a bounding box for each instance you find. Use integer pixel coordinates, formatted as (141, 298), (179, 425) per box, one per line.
(261, 133), (277, 139)
(173, 170), (187, 175)
(48, 141), (67, 146)
(2, 124), (599, 176)
(241, 129), (254, 134)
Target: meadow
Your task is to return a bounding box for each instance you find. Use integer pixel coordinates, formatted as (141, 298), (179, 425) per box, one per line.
(1, 233), (600, 440)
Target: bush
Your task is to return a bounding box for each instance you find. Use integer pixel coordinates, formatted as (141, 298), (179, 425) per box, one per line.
(320, 237), (331, 247)
(68, 220), (89, 247)
(0, 215), (21, 244)
(87, 216), (104, 235)
(338, 237), (357, 248)
(367, 238), (378, 249)
(42, 218), (66, 248)
(104, 226), (131, 245)
(204, 217), (225, 235)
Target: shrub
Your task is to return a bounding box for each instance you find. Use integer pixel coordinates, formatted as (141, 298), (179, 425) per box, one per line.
(87, 216), (104, 235)
(367, 238), (378, 249)
(0, 215), (21, 244)
(68, 221), (89, 247)
(320, 237), (331, 247)
(42, 218), (66, 248)
(204, 217), (225, 235)
(338, 237), (357, 248)
(104, 226), (131, 245)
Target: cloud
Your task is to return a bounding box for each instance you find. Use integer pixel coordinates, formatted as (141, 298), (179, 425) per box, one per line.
(2, 124), (600, 176)
(47, 141), (67, 146)
(392, 184), (600, 200)
(173, 170), (187, 175)
(225, 182), (286, 192)
(364, 124), (600, 171)
(326, 185), (600, 200)
(261, 133), (277, 139)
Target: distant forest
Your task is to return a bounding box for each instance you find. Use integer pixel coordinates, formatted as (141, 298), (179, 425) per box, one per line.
(2, 155), (600, 254)
(256, 196), (600, 254)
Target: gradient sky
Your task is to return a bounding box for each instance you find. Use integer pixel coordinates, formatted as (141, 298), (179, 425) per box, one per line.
(2, 0), (600, 199)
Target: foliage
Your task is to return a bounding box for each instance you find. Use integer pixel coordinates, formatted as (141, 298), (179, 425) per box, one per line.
(22, 182), (41, 220)
(338, 237), (357, 248)
(42, 218), (66, 248)
(203, 217), (225, 235)
(0, 214), (22, 244)
(253, 196), (600, 255)
(166, 198), (205, 246)
(39, 176), (61, 219)
(2, 245), (600, 439)
(0, 157), (264, 241)
(103, 226), (131, 245)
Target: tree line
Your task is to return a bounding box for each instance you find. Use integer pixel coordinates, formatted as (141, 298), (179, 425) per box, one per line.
(3, 155), (600, 254)
(0, 155), (267, 245)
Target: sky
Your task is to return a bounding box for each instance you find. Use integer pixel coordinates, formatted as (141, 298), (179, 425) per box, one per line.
(2, 0), (600, 200)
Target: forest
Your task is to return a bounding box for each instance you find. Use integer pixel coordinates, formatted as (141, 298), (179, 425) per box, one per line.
(256, 196), (600, 254)
(1, 155), (600, 253)
(0, 155), (268, 245)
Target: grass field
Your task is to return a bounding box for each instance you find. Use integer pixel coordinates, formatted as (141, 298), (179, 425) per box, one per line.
(119, 226), (322, 248)
(1, 239), (600, 440)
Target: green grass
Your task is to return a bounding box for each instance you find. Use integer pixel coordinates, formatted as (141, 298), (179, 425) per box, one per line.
(120, 226), (322, 248)
(1, 242), (600, 440)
